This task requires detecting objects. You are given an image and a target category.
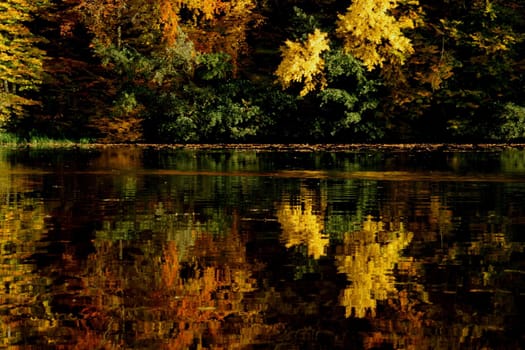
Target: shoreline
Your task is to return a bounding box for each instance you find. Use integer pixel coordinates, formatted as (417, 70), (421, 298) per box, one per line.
(2, 142), (525, 151)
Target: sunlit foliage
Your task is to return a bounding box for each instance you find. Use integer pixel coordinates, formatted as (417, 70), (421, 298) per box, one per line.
(0, 0), (48, 124)
(336, 0), (419, 71)
(275, 29), (330, 96)
(1, 0), (522, 142)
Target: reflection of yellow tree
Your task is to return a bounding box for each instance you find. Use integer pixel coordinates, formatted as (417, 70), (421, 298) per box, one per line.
(0, 162), (53, 346)
(429, 194), (453, 241)
(336, 216), (413, 318)
(276, 187), (328, 259)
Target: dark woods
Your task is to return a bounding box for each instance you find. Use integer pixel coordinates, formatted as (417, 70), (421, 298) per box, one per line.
(1, 0), (524, 143)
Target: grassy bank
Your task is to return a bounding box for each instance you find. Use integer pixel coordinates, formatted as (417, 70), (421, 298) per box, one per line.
(0, 131), (92, 148)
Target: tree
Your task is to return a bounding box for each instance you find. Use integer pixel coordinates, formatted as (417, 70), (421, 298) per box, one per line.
(275, 29), (330, 96)
(67, 0), (264, 142)
(0, 0), (49, 126)
(336, 0), (419, 71)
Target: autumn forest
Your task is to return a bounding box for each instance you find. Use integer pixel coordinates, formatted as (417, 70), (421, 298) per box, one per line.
(1, 0), (524, 143)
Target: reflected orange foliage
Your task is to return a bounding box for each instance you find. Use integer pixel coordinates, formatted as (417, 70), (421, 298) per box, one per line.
(162, 241), (180, 289)
(0, 175), (55, 347)
(90, 147), (143, 170)
(60, 210), (278, 349)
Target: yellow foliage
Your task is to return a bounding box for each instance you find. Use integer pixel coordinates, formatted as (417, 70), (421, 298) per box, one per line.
(160, 0), (179, 45)
(441, 19), (518, 55)
(276, 188), (328, 259)
(179, 0), (227, 21)
(414, 48), (455, 91)
(336, 0), (418, 70)
(90, 113), (144, 143)
(275, 29), (330, 96)
(336, 216), (413, 317)
(0, 0), (47, 122)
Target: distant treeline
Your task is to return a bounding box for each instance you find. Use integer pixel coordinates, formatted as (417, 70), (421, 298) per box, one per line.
(1, 0), (524, 143)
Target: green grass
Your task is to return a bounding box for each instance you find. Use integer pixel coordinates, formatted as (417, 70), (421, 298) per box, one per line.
(0, 131), (93, 147)
(0, 131), (20, 144)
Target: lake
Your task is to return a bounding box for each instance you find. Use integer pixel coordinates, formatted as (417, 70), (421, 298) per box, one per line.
(1, 145), (524, 349)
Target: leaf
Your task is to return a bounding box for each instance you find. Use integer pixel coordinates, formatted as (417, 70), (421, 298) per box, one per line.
(275, 29), (330, 96)
(336, 0), (418, 71)
(0, 0), (49, 123)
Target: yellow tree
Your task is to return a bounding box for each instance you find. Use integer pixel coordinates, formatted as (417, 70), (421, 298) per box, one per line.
(275, 29), (330, 96)
(0, 0), (48, 124)
(336, 0), (419, 71)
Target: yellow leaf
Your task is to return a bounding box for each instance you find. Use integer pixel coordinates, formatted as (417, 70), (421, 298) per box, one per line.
(336, 0), (418, 71)
(275, 29), (330, 96)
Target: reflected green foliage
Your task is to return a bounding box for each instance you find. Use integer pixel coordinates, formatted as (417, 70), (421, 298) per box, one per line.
(500, 149), (525, 175)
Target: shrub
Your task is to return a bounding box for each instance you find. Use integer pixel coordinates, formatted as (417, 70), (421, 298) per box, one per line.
(491, 103), (525, 141)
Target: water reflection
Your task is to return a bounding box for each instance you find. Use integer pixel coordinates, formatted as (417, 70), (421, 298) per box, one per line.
(0, 157), (52, 346)
(277, 186), (329, 259)
(0, 147), (523, 348)
(335, 217), (413, 318)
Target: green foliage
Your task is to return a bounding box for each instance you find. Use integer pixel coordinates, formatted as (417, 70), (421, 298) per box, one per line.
(0, 130), (20, 144)
(196, 53), (232, 81)
(145, 81), (264, 143)
(113, 92), (140, 116)
(96, 38), (195, 86)
(320, 89), (359, 112)
(324, 50), (367, 83)
(423, 1), (525, 142)
(0, 129), (92, 146)
(1, 0), (524, 143)
(491, 103), (525, 141)
(316, 50), (382, 140)
(288, 7), (320, 41)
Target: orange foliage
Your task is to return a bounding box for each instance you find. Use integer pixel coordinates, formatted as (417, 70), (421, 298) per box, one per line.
(162, 241), (181, 288)
(182, 0), (263, 73)
(160, 0), (179, 46)
(90, 114), (144, 143)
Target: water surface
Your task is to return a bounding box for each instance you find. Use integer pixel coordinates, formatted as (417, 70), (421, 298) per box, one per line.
(1, 146), (524, 349)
